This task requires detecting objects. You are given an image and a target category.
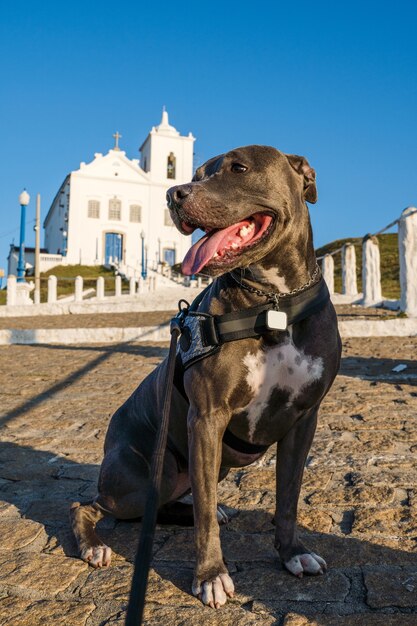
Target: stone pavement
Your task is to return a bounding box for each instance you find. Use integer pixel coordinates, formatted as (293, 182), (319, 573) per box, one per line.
(0, 331), (416, 624)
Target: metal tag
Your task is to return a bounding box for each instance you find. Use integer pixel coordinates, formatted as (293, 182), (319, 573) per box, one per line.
(266, 310), (288, 331)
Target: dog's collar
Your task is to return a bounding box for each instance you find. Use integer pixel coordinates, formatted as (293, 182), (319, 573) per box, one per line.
(229, 263), (321, 308)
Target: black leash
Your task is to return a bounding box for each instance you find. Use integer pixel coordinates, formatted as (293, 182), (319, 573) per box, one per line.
(125, 304), (188, 626)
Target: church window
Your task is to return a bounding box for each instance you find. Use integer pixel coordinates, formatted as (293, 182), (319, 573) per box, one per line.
(167, 152), (176, 179)
(109, 198), (122, 220)
(164, 209), (173, 226)
(88, 200), (100, 219)
(130, 204), (142, 223)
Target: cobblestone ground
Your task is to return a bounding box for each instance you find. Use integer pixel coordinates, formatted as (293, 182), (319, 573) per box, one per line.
(0, 328), (416, 624)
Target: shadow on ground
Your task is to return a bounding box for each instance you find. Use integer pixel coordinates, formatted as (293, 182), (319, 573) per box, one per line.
(340, 356), (417, 385)
(0, 441), (416, 622)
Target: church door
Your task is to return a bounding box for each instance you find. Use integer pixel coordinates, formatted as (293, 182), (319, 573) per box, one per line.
(105, 233), (123, 264)
(163, 248), (176, 266)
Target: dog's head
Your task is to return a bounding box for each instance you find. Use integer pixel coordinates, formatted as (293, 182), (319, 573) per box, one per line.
(166, 145), (317, 276)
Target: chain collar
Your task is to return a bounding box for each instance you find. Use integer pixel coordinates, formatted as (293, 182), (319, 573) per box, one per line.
(230, 263), (321, 309)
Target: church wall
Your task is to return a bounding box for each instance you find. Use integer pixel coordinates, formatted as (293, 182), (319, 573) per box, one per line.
(44, 178), (70, 255)
(66, 173), (151, 267)
(147, 184), (192, 267)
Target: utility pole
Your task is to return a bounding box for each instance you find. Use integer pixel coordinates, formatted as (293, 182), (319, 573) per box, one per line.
(34, 193), (41, 304)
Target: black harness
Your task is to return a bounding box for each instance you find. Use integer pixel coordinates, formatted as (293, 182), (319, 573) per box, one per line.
(172, 274), (330, 456)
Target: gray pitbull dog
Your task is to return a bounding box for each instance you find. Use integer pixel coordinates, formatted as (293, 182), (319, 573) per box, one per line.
(71, 145), (341, 609)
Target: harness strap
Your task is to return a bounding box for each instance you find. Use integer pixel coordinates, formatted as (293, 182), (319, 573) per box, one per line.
(200, 276), (330, 346)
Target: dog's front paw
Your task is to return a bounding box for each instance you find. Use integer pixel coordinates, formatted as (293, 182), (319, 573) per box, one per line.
(192, 573), (235, 608)
(285, 552), (327, 578)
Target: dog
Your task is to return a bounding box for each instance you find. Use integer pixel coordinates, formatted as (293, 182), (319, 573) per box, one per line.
(70, 145), (341, 609)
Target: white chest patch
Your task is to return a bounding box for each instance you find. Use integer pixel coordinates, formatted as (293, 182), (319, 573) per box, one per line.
(242, 339), (324, 440)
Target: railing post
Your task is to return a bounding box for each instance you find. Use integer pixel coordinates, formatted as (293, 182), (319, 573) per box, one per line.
(96, 276), (105, 300)
(342, 243), (358, 296)
(6, 275), (16, 306)
(115, 275), (122, 297)
(322, 254), (334, 294)
(47, 275), (57, 303)
(362, 235), (382, 306)
(399, 206), (417, 317)
(129, 276), (136, 296)
(75, 276), (83, 302)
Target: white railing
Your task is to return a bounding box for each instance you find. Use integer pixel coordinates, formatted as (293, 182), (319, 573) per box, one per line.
(317, 206), (417, 317)
(5, 269), (212, 308)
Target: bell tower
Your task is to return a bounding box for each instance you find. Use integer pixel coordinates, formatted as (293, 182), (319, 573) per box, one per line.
(139, 108), (195, 184)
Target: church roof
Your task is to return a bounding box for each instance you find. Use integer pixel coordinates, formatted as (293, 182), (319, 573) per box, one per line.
(139, 108), (194, 151)
(155, 108), (180, 136)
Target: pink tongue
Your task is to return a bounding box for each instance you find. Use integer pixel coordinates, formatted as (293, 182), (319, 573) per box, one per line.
(182, 222), (248, 275)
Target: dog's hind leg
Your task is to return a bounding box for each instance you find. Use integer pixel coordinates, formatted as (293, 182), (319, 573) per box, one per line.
(70, 443), (182, 567)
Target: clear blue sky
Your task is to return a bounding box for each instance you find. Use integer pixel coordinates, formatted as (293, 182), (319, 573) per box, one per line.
(1, 1), (416, 272)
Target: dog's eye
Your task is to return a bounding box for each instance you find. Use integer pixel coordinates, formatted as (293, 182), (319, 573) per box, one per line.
(231, 163), (247, 173)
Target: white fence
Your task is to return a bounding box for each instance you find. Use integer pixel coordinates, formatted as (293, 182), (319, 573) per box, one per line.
(5, 270), (209, 309)
(317, 206), (417, 317)
(3, 206), (417, 317)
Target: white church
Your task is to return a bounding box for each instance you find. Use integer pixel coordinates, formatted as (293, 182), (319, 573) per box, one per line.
(38, 110), (195, 274)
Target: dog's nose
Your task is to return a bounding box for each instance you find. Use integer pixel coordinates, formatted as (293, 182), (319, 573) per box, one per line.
(166, 185), (192, 207)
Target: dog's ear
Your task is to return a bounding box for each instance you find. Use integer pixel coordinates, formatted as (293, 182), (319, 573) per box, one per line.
(285, 154), (317, 204)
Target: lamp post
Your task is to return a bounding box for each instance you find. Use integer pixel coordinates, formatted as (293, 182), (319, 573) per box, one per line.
(157, 237), (161, 265)
(140, 230), (147, 280)
(17, 189), (30, 282)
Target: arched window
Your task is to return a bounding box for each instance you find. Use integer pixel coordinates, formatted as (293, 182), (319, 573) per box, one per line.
(88, 200), (100, 219)
(167, 152), (176, 179)
(108, 197), (121, 220)
(130, 204), (142, 223)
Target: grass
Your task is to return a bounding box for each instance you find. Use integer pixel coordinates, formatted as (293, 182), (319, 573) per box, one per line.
(0, 265), (131, 304)
(315, 232), (400, 299)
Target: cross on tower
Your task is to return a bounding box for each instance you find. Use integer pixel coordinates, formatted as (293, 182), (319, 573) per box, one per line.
(113, 131), (122, 150)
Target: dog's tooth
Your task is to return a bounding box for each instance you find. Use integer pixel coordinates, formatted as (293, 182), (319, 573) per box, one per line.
(213, 252), (219, 258)
(239, 227), (248, 237)
(231, 243), (239, 249)
(248, 222), (255, 231)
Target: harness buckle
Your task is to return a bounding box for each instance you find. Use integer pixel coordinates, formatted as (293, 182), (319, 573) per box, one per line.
(170, 299), (190, 335)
